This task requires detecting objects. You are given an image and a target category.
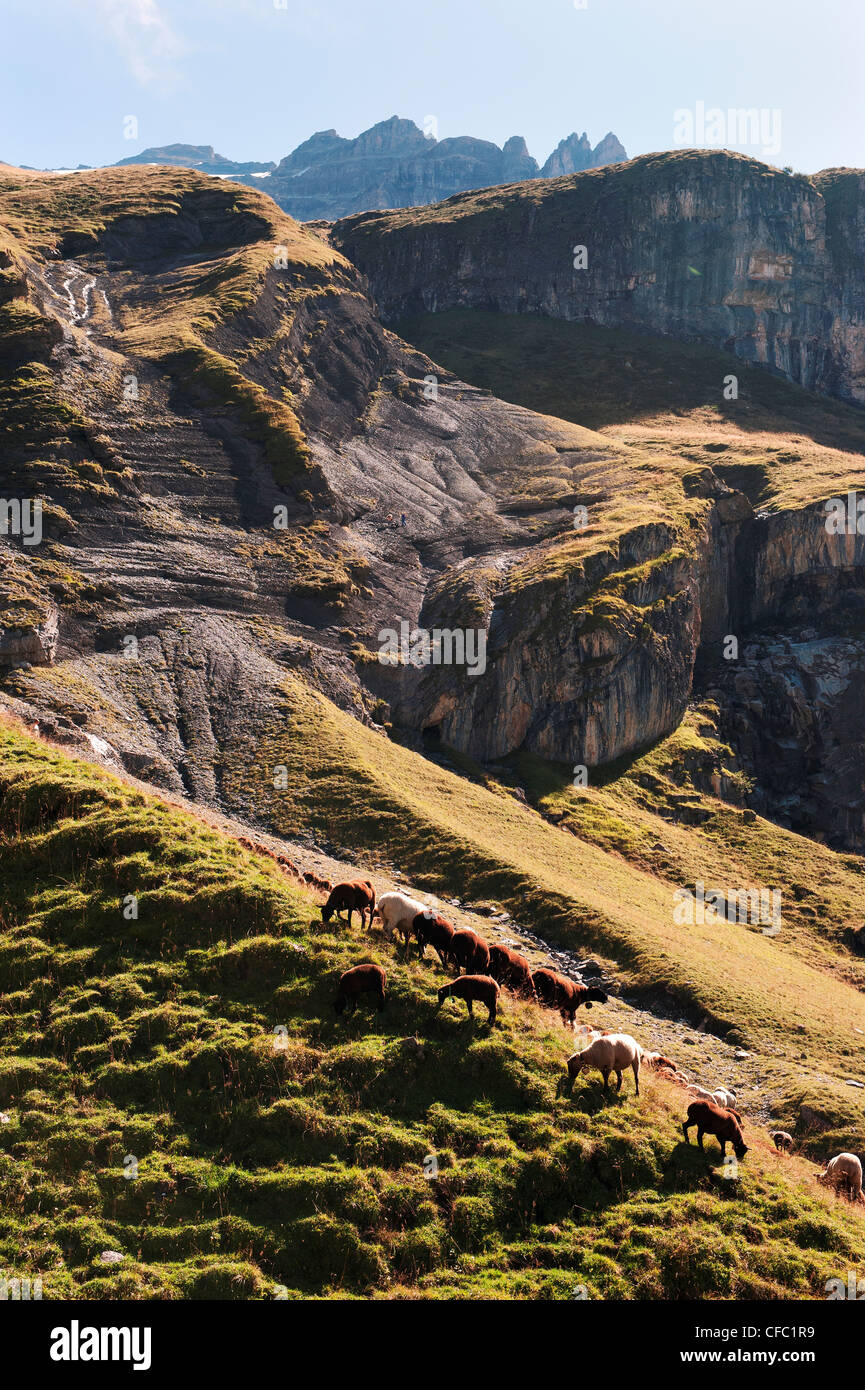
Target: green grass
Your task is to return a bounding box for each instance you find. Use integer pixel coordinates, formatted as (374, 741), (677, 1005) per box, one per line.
(220, 678), (865, 1148)
(2, 718), (865, 1299)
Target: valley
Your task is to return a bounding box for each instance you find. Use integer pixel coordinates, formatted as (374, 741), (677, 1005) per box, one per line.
(2, 151), (865, 1301)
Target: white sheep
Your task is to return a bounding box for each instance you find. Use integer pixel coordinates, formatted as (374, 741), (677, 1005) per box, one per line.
(686, 1084), (715, 1102)
(711, 1088), (737, 1109)
(560, 1033), (643, 1097)
(817, 1152), (863, 1202)
(376, 890), (429, 945)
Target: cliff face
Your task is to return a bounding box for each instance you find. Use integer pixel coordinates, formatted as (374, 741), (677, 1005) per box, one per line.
(378, 488), (865, 853)
(333, 150), (865, 406)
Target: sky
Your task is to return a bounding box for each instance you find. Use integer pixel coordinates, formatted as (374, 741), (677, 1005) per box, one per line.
(0, 0), (862, 174)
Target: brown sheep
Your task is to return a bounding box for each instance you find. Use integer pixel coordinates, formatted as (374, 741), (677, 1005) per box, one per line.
(304, 871), (334, 895)
(450, 928), (490, 975)
(334, 963), (386, 1016)
(683, 1101), (748, 1161)
(770, 1130), (794, 1153)
(470, 935), (491, 975)
(413, 911), (455, 967)
(532, 968), (608, 1025)
(321, 880), (376, 929)
(437, 974), (500, 1026)
(488, 944), (536, 998)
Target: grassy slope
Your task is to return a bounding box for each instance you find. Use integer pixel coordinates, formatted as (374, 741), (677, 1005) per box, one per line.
(2, 718), (865, 1301)
(222, 678), (865, 1154)
(394, 311), (865, 514)
(0, 166), (348, 495)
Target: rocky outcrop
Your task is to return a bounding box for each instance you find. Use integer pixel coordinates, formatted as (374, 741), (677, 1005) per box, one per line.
(377, 485), (865, 855)
(0, 605), (58, 669)
(384, 521), (699, 765)
(541, 130), (627, 178)
(333, 149), (865, 407)
(237, 116), (627, 221)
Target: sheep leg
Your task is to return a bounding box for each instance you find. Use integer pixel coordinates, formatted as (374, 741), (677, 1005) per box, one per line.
(697, 1128), (705, 1151)
(467, 1000), (474, 1017)
(633, 1061), (640, 1096)
(615, 1069), (623, 1093)
(602, 1068), (611, 1091)
(488, 1006), (496, 1026)
(683, 1120), (692, 1143)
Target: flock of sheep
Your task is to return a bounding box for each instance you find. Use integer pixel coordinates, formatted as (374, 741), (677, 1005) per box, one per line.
(320, 878), (864, 1204)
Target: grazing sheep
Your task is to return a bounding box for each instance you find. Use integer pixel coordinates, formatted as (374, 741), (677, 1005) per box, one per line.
(817, 1152), (864, 1202)
(470, 935), (491, 974)
(450, 928), (490, 974)
(770, 1131), (794, 1153)
(413, 910), (455, 967)
(560, 1033), (643, 1097)
(488, 944), (536, 998)
(711, 1088), (737, 1110)
(683, 1101), (748, 1161)
(334, 964), (387, 1016)
(643, 1052), (690, 1085)
(686, 1084), (716, 1103)
(437, 974), (500, 1026)
(304, 871), (334, 895)
(533, 969), (608, 1026)
(321, 880), (376, 929)
(644, 1051), (682, 1075)
(377, 890), (427, 946)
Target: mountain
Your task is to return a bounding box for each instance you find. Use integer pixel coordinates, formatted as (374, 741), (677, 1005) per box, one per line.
(115, 142), (275, 177)
(4, 156), (865, 1299)
(261, 116), (627, 220)
(110, 118), (628, 220)
(541, 130), (627, 177)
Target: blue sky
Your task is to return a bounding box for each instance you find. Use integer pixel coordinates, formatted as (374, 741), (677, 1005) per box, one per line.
(1, 0), (862, 173)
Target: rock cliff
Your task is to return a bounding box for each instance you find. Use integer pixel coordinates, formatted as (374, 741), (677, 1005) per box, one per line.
(333, 149), (865, 407)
